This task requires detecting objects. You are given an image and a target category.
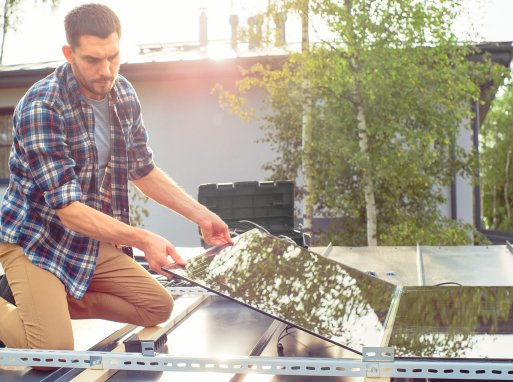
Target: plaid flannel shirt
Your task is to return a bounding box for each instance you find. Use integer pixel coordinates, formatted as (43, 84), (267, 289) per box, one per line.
(0, 63), (154, 299)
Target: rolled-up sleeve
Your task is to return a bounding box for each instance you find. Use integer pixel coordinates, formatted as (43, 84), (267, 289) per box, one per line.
(16, 100), (82, 209)
(43, 179), (82, 209)
(126, 97), (155, 180)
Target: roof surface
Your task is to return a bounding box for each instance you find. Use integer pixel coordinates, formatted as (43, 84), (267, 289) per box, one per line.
(0, 41), (293, 88)
(0, 41), (511, 89)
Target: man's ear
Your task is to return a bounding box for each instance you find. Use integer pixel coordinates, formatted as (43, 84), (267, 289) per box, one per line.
(62, 45), (73, 63)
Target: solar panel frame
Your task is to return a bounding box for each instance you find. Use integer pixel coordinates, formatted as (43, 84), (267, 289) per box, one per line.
(162, 229), (399, 355)
(162, 229), (513, 360)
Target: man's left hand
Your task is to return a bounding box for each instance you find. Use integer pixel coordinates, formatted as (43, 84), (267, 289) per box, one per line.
(199, 213), (234, 247)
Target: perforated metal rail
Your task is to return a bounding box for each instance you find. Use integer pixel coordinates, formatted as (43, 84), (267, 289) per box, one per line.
(166, 285), (214, 295)
(1, 348), (513, 379)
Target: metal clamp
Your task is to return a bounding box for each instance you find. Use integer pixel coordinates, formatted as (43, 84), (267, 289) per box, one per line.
(89, 355), (103, 369)
(362, 347), (394, 362)
(362, 347), (394, 378)
(141, 341), (156, 357)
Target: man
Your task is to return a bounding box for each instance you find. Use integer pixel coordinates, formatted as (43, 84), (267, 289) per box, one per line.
(0, 3), (232, 352)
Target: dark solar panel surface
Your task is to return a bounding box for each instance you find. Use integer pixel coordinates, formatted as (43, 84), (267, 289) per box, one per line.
(389, 286), (513, 359)
(163, 229), (513, 360)
(163, 229), (398, 355)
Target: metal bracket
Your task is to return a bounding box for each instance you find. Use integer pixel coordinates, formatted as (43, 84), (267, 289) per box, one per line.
(362, 347), (394, 362)
(321, 242), (333, 258)
(141, 341), (156, 357)
(89, 355), (103, 370)
(366, 363), (381, 378)
(166, 286), (214, 295)
(362, 347), (394, 378)
(506, 240), (513, 255)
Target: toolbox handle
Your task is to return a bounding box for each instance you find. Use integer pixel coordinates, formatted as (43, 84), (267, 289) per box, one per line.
(216, 183), (235, 189)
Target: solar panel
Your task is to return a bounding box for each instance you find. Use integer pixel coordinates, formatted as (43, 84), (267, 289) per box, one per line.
(162, 229), (513, 360)
(389, 286), (513, 359)
(162, 229), (398, 355)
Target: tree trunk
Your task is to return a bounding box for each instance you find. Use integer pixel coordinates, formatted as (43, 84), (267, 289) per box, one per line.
(344, 0), (378, 246)
(492, 184), (497, 229)
(300, 0), (314, 236)
(504, 148), (511, 223)
(0, 1), (10, 64)
(356, 102), (378, 245)
(302, 93), (314, 235)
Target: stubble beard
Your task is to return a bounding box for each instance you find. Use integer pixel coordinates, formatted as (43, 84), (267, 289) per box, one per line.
(72, 60), (115, 99)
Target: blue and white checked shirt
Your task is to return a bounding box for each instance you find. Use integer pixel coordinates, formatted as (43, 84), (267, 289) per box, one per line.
(0, 63), (155, 299)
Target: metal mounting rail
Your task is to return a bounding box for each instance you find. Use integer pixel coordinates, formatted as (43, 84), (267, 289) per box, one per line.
(2, 348), (513, 379)
(166, 286), (214, 295)
(506, 240), (513, 255)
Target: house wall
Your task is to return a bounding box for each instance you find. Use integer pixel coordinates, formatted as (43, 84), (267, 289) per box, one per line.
(0, 71), (474, 247)
(0, 88), (26, 108)
(131, 77), (275, 246)
(435, 117), (474, 228)
(454, 117), (474, 226)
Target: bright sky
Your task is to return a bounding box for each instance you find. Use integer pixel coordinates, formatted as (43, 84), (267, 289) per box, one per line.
(2, 0), (513, 65)
(2, 0), (268, 64)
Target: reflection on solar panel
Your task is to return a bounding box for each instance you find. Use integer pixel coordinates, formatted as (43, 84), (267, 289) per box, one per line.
(389, 286), (513, 359)
(162, 229), (513, 359)
(163, 229), (398, 355)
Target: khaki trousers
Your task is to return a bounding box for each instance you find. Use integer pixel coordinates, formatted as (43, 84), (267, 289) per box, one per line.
(0, 242), (173, 350)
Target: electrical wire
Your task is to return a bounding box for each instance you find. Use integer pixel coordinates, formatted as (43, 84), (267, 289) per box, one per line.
(278, 235), (296, 245)
(276, 325), (296, 356)
(435, 282), (462, 286)
(228, 220), (271, 235)
(229, 219), (303, 247)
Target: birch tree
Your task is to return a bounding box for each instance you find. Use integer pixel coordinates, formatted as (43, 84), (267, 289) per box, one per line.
(481, 77), (513, 232)
(217, 0), (499, 245)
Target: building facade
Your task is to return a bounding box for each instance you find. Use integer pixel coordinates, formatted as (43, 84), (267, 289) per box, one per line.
(0, 43), (511, 245)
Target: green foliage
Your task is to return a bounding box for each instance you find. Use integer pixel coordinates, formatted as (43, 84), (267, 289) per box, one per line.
(128, 183), (149, 228)
(315, 213), (491, 246)
(391, 286), (512, 357)
(216, 0), (499, 246)
(480, 75), (513, 232)
(378, 214), (490, 246)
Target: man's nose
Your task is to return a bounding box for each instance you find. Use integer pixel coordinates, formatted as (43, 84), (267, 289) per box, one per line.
(99, 60), (111, 77)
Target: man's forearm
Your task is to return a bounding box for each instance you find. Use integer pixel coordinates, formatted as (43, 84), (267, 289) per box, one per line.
(57, 200), (186, 274)
(132, 167), (213, 225)
(56, 201), (150, 249)
(132, 167), (232, 247)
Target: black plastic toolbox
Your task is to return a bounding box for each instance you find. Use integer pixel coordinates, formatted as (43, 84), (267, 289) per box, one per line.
(198, 180), (308, 247)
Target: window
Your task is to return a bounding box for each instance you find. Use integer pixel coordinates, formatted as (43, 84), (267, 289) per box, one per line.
(0, 108), (13, 185)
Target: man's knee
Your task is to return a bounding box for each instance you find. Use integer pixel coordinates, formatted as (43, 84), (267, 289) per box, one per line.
(140, 291), (174, 327)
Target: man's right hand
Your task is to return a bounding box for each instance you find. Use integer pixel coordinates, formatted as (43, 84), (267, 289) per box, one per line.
(56, 201), (186, 277)
(139, 232), (187, 277)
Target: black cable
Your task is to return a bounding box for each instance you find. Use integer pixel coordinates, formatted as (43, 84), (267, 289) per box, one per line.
(276, 325), (295, 356)
(277, 325), (295, 342)
(155, 275), (168, 285)
(278, 235), (296, 245)
(229, 220), (301, 247)
(228, 220), (271, 235)
(435, 282), (462, 286)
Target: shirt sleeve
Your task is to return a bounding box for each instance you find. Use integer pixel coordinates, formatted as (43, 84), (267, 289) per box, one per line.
(16, 100), (82, 209)
(126, 95), (155, 180)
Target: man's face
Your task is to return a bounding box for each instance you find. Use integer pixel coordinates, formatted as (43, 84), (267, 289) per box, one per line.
(62, 32), (121, 100)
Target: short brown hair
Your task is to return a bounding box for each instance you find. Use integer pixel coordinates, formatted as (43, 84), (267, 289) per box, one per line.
(64, 3), (121, 49)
